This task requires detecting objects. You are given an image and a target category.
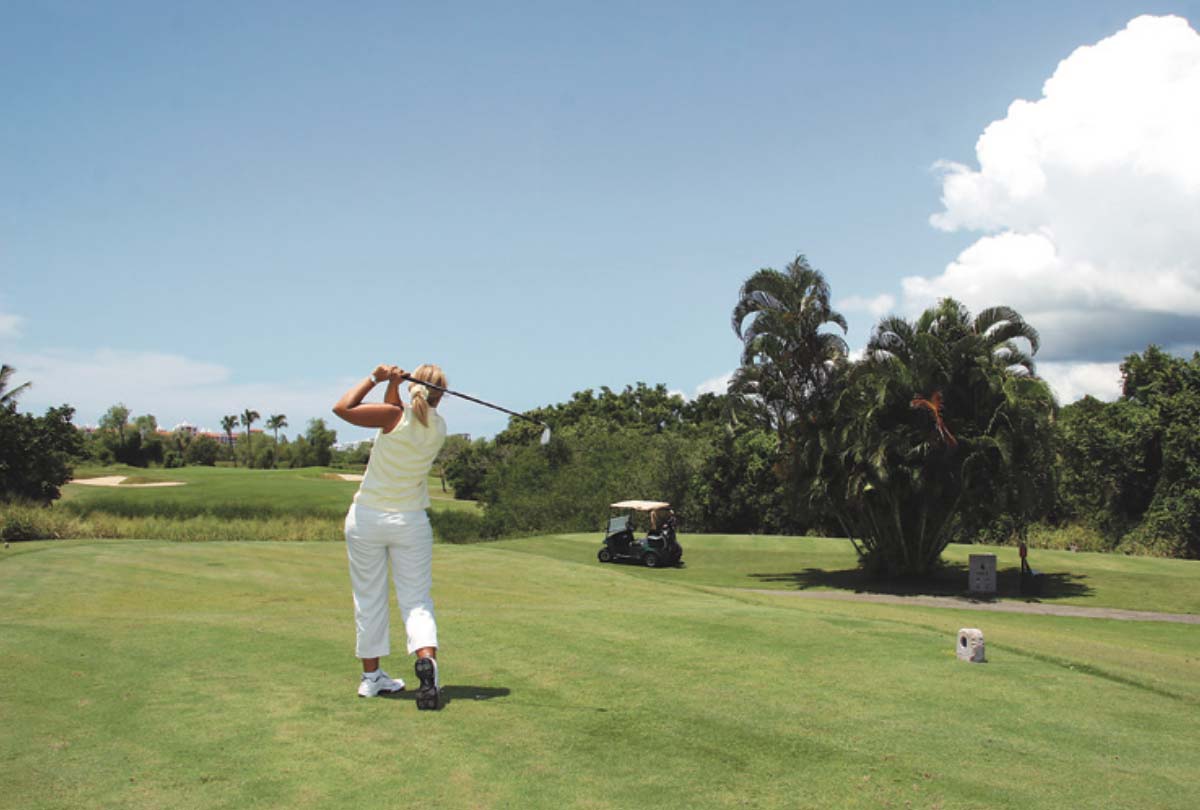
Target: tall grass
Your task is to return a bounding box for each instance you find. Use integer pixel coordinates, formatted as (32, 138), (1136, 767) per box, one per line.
(1, 466), (496, 544)
(58, 497), (344, 521)
(2, 500), (491, 544)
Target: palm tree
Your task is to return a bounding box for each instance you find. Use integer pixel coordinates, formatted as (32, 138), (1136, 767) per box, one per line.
(265, 414), (287, 468)
(171, 426), (193, 457)
(240, 409), (260, 466)
(729, 256), (849, 530)
(730, 255), (848, 439)
(0, 364), (31, 407)
(812, 298), (1054, 577)
(221, 415), (239, 466)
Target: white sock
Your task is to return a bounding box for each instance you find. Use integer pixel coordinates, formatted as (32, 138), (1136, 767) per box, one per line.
(364, 670), (382, 680)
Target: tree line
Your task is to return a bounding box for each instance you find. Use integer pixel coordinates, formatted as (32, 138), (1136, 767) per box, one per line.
(442, 256), (1200, 573)
(0, 362), (353, 503)
(0, 365), (82, 504)
(4, 254), (1197, 574)
(78, 403), (343, 470)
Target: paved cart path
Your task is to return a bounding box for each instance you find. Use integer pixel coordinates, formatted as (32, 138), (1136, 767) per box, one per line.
(737, 588), (1200, 624)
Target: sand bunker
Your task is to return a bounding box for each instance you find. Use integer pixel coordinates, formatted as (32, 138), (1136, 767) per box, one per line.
(70, 476), (186, 488)
(336, 474), (364, 482)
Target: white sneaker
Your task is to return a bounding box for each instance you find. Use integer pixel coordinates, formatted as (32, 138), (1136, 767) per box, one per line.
(414, 657), (440, 710)
(357, 670), (405, 698)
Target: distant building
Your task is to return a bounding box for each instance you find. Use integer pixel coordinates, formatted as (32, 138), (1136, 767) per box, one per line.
(197, 428), (264, 446)
(78, 419), (266, 447)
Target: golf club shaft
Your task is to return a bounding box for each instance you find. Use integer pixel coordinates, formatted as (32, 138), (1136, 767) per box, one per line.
(400, 374), (547, 427)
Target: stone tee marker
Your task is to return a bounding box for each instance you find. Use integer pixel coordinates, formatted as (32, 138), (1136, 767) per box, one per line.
(957, 628), (986, 663)
(968, 553), (997, 595)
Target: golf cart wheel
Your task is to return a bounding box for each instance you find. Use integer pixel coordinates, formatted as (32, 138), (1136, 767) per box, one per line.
(643, 552), (660, 568)
(598, 548), (612, 563)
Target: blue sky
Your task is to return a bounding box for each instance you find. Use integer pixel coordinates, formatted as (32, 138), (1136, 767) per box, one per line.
(4, 1), (1199, 442)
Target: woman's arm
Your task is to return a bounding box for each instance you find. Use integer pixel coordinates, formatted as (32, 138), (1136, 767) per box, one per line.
(332, 365), (404, 431)
(383, 365), (403, 407)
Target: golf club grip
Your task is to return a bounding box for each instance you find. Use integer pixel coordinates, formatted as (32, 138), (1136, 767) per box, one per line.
(399, 374), (544, 426)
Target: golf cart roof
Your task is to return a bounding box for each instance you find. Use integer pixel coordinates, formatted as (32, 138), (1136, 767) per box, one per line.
(610, 500), (671, 511)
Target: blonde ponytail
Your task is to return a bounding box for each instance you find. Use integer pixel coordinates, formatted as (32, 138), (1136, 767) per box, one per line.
(407, 364), (447, 428)
(410, 385), (431, 427)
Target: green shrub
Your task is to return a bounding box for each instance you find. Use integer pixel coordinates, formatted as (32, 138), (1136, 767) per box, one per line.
(2, 510), (40, 541)
(0, 404), (84, 504)
(1025, 522), (1113, 553)
(478, 425), (707, 538)
(1118, 487), (1200, 558)
(429, 509), (495, 544)
(184, 436), (219, 466)
(1, 501), (87, 541)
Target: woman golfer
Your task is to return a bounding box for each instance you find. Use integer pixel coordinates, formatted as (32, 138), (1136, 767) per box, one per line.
(332, 363), (447, 709)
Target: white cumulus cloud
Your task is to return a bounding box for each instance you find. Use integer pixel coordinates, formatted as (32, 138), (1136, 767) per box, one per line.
(10, 348), (322, 430)
(905, 14), (1200, 374)
(0, 312), (22, 338)
(8, 346), (494, 442)
(0, 298), (23, 339)
(694, 371), (733, 398)
(1037, 361), (1123, 404)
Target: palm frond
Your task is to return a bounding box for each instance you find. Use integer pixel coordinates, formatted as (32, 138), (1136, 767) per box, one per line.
(977, 306), (1041, 355)
(0, 363), (32, 404)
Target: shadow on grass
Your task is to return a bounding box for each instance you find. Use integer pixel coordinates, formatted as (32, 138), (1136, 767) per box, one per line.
(750, 563), (1093, 602)
(380, 685), (511, 707)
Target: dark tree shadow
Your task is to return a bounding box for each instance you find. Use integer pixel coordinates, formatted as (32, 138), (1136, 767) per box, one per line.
(380, 685), (511, 707)
(749, 563), (1092, 602)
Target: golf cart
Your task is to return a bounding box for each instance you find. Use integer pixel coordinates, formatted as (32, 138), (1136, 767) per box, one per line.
(598, 500), (683, 568)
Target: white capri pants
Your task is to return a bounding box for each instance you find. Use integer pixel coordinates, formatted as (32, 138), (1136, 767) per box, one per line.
(344, 504), (438, 658)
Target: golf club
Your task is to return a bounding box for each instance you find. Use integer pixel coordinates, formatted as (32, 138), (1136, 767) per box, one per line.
(400, 374), (552, 445)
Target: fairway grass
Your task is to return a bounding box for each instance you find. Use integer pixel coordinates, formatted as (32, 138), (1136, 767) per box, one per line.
(496, 533), (1200, 616)
(2, 538), (1198, 809)
(61, 466), (481, 519)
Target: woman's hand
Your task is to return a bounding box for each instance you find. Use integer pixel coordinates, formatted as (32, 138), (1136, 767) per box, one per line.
(383, 366), (404, 407)
(333, 368), (405, 431)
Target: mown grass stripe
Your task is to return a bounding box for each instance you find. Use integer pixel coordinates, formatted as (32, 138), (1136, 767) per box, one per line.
(4, 539), (1199, 809)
